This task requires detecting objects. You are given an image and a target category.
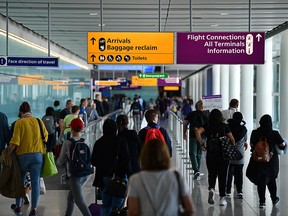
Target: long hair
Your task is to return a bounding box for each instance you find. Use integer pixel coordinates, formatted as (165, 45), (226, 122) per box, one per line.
(208, 109), (224, 134)
(116, 114), (128, 132)
(258, 114), (273, 134)
(19, 101), (31, 113)
(140, 139), (170, 171)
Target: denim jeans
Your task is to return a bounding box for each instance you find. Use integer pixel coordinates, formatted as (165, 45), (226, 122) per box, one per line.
(132, 114), (141, 132)
(101, 176), (126, 216)
(189, 137), (203, 174)
(16, 152), (43, 209)
(65, 175), (91, 216)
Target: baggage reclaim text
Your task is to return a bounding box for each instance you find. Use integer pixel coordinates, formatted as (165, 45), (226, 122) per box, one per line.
(107, 45), (158, 52)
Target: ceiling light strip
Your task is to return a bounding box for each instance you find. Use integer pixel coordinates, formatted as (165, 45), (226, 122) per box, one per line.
(0, 29), (90, 70)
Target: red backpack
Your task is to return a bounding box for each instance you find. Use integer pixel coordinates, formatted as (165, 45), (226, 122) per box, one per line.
(145, 126), (166, 143)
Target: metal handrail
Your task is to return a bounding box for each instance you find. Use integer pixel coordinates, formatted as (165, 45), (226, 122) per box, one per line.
(81, 109), (125, 148)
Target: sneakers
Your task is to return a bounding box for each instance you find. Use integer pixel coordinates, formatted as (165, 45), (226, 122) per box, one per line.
(259, 203), (266, 209)
(193, 172), (201, 180)
(23, 194), (30, 205)
(29, 208), (38, 216)
(208, 189), (215, 205)
(219, 197), (227, 206)
(226, 193), (231, 198)
(237, 193), (243, 199)
(11, 204), (22, 215)
(272, 197), (280, 206)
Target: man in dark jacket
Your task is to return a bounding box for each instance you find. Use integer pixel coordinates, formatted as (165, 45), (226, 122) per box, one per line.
(183, 100), (209, 180)
(138, 109), (172, 157)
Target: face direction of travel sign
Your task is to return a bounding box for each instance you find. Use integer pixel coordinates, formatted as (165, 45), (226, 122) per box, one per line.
(87, 32), (174, 64)
(0, 56), (59, 67)
(177, 32), (265, 64)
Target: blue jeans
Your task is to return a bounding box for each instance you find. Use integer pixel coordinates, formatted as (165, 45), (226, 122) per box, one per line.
(101, 176), (126, 216)
(189, 137), (203, 174)
(65, 175), (91, 216)
(16, 152), (43, 209)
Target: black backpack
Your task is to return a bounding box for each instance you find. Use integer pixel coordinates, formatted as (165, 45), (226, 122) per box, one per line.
(69, 138), (94, 177)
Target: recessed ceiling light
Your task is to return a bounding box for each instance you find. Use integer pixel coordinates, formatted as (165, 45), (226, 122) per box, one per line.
(211, 24), (219, 27)
(98, 24), (106, 27)
(89, 12), (98, 16)
(220, 12), (229, 16)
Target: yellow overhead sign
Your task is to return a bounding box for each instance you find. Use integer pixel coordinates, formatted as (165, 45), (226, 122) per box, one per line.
(87, 32), (174, 64)
(94, 80), (119, 86)
(131, 76), (157, 86)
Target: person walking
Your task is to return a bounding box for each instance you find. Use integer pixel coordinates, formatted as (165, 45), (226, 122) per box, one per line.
(183, 100), (209, 180)
(195, 109), (235, 206)
(138, 109), (172, 157)
(57, 118), (92, 216)
(116, 114), (141, 176)
(247, 114), (285, 209)
(91, 119), (129, 216)
(9, 102), (48, 216)
(226, 112), (248, 198)
(128, 139), (194, 216)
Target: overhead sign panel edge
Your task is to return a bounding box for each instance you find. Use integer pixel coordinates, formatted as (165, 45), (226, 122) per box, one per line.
(177, 32), (265, 64)
(87, 32), (174, 64)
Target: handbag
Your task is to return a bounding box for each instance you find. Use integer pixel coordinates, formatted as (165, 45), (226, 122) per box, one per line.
(104, 141), (127, 198)
(219, 136), (243, 161)
(105, 174), (127, 198)
(41, 151), (58, 177)
(174, 171), (190, 216)
(37, 118), (58, 178)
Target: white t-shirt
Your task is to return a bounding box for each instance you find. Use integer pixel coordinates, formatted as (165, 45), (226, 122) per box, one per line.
(222, 108), (237, 123)
(128, 170), (189, 216)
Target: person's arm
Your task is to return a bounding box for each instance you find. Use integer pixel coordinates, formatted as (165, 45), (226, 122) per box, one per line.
(9, 143), (17, 155)
(59, 119), (65, 134)
(182, 195), (194, 215)
(195, 127), (206, 151)
(183, 120), (189, 140)
(128, 197), (141, 216)
(226, 132), (235, 145)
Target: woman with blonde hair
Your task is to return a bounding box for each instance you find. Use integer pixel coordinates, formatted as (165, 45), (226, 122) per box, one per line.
(128, 139), (194, 216)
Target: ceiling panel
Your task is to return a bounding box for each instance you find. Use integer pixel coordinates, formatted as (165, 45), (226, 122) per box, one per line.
(0, 0), (287, 77)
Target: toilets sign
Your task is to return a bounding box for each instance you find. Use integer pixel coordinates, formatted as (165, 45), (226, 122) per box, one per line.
(177, 32), (264, 64)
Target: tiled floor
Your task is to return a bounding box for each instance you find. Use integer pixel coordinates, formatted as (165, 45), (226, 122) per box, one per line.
(1, 118), (288, 216)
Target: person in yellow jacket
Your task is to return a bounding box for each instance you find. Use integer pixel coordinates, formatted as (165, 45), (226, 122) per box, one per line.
(9, 101), (48, 216)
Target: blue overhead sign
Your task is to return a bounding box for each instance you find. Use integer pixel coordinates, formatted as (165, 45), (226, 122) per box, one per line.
(0, 56), (59, 67)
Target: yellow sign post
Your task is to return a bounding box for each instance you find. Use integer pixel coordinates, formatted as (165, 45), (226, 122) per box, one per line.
(87, 32), (174, 64)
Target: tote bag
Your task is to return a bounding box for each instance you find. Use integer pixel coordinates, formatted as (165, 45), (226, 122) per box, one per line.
(41, 151), (58, 177)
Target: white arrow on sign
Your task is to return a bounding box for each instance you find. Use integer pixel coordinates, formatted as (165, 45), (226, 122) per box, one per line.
(256, 34), (262, 42)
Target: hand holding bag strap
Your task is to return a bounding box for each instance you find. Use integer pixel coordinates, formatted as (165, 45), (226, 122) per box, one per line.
(36, 118), (46, 148)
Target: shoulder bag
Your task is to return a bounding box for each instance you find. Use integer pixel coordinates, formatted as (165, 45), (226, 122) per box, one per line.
(104, 141), (127, 198)
(174, 171), (190, 216)
(219, 136), (243, 161)
(37, 118), (58, 178)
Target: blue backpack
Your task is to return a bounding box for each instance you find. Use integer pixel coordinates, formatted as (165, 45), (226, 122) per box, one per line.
(69, 138), (94, 177)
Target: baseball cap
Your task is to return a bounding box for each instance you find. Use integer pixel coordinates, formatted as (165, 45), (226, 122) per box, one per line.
(69, 118), (84, 132)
